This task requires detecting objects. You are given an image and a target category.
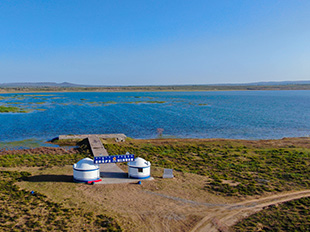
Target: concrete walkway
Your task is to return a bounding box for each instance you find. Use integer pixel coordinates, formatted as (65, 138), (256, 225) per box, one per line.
(99, 163), (153, 184)
(59, 133), (126, 142)
(61, 133), (153, 184)
(88, 135), (109, 157)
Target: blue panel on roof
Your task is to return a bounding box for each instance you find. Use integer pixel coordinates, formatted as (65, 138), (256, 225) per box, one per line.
(94, 154), (135, 164)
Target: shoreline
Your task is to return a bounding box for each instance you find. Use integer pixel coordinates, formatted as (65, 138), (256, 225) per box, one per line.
(1, 85), (310, 94)
(1, 136), (310, 150)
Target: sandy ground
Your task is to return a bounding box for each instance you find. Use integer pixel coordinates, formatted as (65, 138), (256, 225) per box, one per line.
(98, 163), (154, 184)
(10, 165), (230, 231)
(4, 164), (308, 232)
(2, 137), (310, 231)
(190, 190), (310, 232)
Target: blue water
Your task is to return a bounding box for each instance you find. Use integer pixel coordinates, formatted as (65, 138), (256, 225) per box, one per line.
(0, 90), (310, 142)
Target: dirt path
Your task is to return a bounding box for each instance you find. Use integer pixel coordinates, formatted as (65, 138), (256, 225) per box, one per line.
(10, 164), (310, 232)
(190, 190), (310, 232)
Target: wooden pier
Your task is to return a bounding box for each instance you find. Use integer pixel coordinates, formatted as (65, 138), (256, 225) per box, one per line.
(58, 133), (126, 142)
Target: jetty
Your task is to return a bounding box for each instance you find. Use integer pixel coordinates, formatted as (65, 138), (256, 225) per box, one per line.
(58, 133), (126, 142)
(59, 133), (126, 157)
(88, 135), (109, 157)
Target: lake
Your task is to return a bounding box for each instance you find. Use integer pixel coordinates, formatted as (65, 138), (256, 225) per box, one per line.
(0, 90), (310, 143)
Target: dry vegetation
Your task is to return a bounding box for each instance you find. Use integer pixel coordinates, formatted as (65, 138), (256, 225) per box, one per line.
(0, 170), (120, 232)
(233, 196), (310, 231)
(1, 84), (310, 94)
(102, 137), (310, 197)
(0, 137), (309, 231)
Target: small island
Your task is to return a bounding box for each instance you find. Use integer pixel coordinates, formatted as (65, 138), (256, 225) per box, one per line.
(0, 105), (28, 113)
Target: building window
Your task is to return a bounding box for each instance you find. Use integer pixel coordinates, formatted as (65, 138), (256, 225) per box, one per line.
(138, 168), (143, 173)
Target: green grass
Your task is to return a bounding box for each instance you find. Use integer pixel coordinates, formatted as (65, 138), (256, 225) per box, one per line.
(1, 138), (309, 231)
(3, 138), (310, 194)
(101, 140), (310, 196)
(6, 138), (310, 197)
(0, 171), (121, 231)
(0, 152), (90, 168)
(0, 105), (28, 113)
(233, 197), (310, 231)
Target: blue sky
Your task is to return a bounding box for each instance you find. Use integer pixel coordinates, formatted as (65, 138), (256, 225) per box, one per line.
(0, 0), (310, 85)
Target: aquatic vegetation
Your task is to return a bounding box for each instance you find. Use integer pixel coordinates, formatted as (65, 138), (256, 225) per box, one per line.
(5, 102), (21, 105)
(173, 100), (185, 103)
(146, 101), (166, 104)
(0, 139), (53, 150)
(12, 95), (26, 100)
(102, 101), (117, 104)
(86, 101), (118, 105)
(0, 105), (28, 113)
(27, 94), (56, 97)
(124, 100), (166, 104)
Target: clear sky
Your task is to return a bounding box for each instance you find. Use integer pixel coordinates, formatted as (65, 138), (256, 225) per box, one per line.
(0, 0), (310, 85)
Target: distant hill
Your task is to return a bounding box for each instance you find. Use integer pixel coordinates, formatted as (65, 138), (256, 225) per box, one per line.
(212, 80), (310, 86)
(245, 81), (310, 86)
(1, 81), (310, 93)
(1, 80), (310, 88)
(0, 82), (93, 88)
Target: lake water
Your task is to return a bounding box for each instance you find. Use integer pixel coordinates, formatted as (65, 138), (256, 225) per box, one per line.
(0, 90), (310, 143)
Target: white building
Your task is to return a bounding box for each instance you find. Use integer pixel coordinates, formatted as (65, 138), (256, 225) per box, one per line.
(73, 158), (100, 182)
(128, 157), (151, 179)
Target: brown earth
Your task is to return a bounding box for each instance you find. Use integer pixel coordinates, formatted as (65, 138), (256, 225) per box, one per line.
(12, 165), (233, 232)
(2, 137), (310, 231)
(8, 165), (309, 232)
(190, 190), (310, 232)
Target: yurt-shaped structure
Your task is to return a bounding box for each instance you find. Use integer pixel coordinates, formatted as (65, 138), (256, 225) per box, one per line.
(73, 158), (100, 182)
(128, 157), (151, 179)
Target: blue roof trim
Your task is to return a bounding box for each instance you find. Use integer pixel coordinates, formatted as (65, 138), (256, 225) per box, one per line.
(128, 166), (150, 169)
(73, 168), (99, 172)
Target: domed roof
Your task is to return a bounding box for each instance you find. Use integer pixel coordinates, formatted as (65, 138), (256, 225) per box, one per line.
(128, 157), (151, 168)
(74, 158), (99, 170)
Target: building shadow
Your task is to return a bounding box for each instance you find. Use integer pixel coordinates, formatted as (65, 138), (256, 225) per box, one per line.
(26, 175), (73, 183)
(100, 171), (128, 179)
